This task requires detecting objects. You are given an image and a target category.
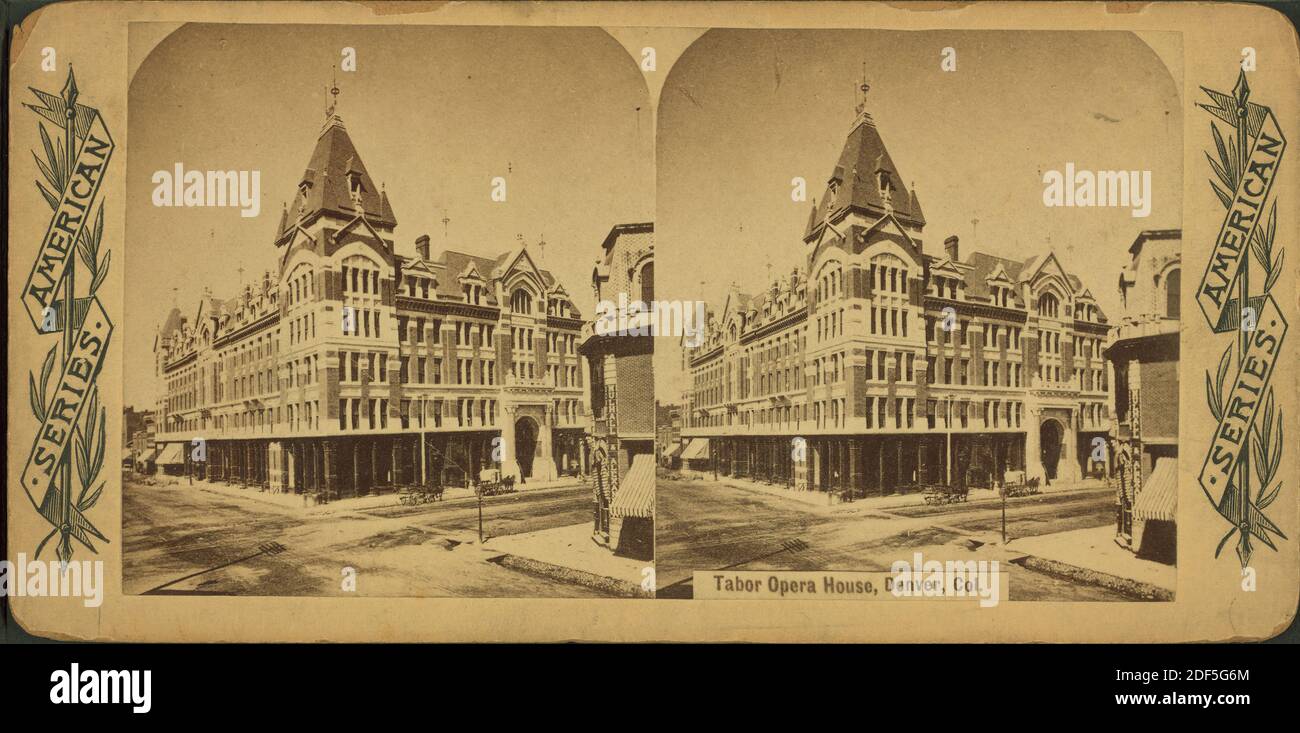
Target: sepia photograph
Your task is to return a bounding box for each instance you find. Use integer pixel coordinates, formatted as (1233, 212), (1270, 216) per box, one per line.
(6, 0), (1297, 659)
(119, 23), (655, 598)
(653, 29), (1183, 602)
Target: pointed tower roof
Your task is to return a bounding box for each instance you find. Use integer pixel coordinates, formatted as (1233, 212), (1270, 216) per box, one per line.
(284, 78), (397, 233)
(805, 79), (923, 241)
(274, 202), (289, 239)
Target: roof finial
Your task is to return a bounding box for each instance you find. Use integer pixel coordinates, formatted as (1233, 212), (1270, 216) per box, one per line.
(856, 63), (870, 113)
(326, 65), (340, 119)
(854, 63), (874, 127)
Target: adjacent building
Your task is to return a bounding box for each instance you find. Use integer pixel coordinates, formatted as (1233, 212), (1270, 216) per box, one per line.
(1106, 228), (1180, 562)
(123, 407), (155, 472)
(580, 222), (655, 559)
(682, 89), (1113, 496)
(656, 402), (683, 468)
(152, 83), (586, 500)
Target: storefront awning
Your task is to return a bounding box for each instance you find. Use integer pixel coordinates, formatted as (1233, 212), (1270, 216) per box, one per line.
(156, 443), (186, 465)
(664, 443), (683, 459)
(1133, 457), (1177, 522)
(611, 454), (654, 519)
(680, 438), (710, 461)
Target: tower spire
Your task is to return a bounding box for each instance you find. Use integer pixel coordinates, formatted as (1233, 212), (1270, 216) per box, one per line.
(853, 64), (874, 128)
(326, 65), (340, 118)
(322, 67), (345, 135)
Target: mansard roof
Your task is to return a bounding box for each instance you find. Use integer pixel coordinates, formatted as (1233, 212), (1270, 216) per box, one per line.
(283, 116), (397, 234)
(806, 112), (924, 240)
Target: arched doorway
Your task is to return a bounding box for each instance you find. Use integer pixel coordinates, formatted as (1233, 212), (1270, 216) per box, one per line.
(1040, 419), (1063, 482)
(514, 417), (538, 479)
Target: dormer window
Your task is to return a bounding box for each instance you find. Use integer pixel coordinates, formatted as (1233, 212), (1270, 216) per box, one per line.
(348, 171), (364, 202)
(878, 171), (892, 200)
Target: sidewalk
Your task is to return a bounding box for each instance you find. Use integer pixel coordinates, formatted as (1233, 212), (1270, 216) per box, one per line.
(1006, 524), (1176, 599)
(484, 522), (650, 597)
(687, 470), (1108, 515)
(151, 474), (584, 515)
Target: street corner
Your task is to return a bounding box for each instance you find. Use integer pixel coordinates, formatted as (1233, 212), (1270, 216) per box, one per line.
(484, 522), (652, 598)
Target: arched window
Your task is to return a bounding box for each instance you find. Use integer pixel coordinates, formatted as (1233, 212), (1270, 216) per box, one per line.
(1164, 268), (1181, 319)
(639, 262), (654, 304)
(870, 253), (907, 295)
(1038, 292), (1060, 318)
(510, 288), (532, 314)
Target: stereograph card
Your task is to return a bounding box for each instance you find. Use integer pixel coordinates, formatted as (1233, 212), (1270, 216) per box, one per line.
(5, 1), (1298, 642)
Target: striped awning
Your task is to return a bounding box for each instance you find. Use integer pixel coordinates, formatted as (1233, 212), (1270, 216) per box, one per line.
(680, 438), (710, 461)
(1133, 457), (1177, 522)
(611, 454), (654, 519)
(156, 443), (186, 465)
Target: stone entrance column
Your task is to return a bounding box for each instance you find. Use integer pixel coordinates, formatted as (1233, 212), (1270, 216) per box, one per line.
(500, 405), (520, 481)
(533, 404), (558, 482)
(1060, 409), (1083, 482)
(1025, 407), (1044, 483)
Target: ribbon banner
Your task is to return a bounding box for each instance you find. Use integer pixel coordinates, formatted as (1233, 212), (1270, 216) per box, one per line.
(1196, 71), (1289, 566)
(19, 67), (115, 563)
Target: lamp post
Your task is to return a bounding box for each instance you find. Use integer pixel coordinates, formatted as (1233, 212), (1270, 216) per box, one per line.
(1001, 483), (1008, 545)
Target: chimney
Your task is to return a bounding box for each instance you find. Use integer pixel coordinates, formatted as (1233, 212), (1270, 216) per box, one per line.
(944, 235), (960, 262)
(415, 234), (430, 260)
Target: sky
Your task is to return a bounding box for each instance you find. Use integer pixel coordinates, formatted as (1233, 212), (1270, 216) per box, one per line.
(124, 23), (652, 408)
(653, 29), (1183, 398)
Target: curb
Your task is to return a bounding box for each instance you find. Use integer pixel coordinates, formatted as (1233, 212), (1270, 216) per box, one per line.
(488, 554), (651, 599)
(1011, 554), (1175, 601)
(702, 475), (1110, 515)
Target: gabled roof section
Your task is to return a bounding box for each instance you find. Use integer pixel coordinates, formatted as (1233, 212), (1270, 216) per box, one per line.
(959, 251), (1027, 305)
(498, 244), (546, 286)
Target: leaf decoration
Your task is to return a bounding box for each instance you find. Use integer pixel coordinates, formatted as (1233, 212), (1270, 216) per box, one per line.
(1206, 122), (1240, 203)
(28, 345), (57, 423)
(1258, 482), (1283, 511)
(1206, 343), (1232, 422)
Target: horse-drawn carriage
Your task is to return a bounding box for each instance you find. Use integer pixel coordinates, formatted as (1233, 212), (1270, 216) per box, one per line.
(1000, 474), (1041, 498)
(921, 483), (971, 505)
(474, 475), (517, 497)
(397, 484), (446, 506)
